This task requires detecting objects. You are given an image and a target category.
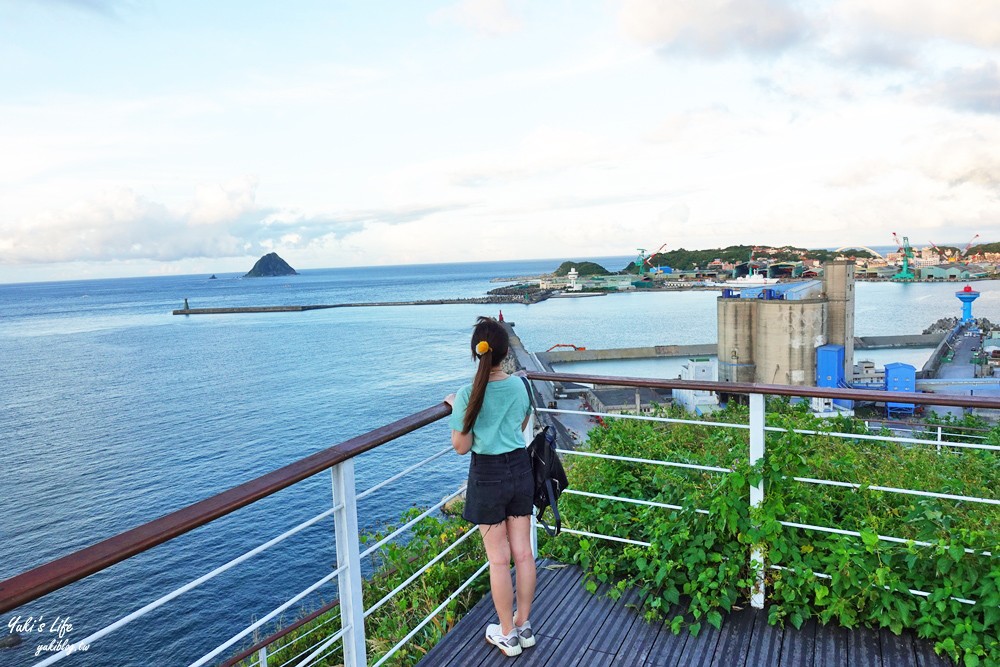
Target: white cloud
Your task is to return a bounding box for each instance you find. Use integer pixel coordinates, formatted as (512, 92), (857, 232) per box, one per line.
(618, 0), (809, 56)
(923, 61), (1000, 115)
(0, 177), (469, 265)
(835, 0), (1000, 50)
(1, 1), (998, 282)
(431, 0), (524, 37)
(187, 177), (260, 227)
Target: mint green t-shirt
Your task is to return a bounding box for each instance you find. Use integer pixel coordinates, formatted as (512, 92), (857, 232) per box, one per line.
(448, 376), (531, 455)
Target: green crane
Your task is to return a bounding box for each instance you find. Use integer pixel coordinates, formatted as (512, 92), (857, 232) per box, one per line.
(634, 248), (647, 275)
(891, 232), (915, 281)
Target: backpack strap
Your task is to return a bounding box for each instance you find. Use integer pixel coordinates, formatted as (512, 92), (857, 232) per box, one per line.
(519, 375), (537, 413)
(537, 478), (562, 537)
(521, 376), (565, 537)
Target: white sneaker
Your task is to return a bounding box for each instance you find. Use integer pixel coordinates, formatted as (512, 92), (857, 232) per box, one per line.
(485, 623), (522, 657)
(514, 619), (535, 648)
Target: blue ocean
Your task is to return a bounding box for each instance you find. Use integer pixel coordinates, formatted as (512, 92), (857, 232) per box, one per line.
(2, 259), (998, 667)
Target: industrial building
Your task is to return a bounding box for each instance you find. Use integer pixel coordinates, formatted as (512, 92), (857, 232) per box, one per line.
(919, 264), (991, 281)
(717, 260), (855, 387)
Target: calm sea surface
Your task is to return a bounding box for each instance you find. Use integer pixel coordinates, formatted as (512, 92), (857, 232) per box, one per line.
(2, 260), (998, 666)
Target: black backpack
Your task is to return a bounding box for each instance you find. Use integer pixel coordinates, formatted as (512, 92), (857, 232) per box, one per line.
(520, 378), (569, 537)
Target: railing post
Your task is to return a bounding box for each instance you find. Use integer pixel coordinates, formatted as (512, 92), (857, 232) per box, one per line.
(332, 460), (367, 667)
(748, 392), (765, 610)
(937, 425), (943, 455)
(257, 645), (268, 667)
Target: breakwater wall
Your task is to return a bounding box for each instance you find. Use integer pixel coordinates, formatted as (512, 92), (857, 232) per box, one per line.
(536, 334), (943, 369)
(540, 344), (718, 366)
(172, 294), (547, 315)
(921, 324), (963, 378)
(854, 333), (945, 348)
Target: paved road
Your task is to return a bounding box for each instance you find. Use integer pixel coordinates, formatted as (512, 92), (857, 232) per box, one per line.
(927, 322), (987, 417)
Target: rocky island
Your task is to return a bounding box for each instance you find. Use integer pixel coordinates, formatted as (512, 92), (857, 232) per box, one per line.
(245, 252), (298, 278)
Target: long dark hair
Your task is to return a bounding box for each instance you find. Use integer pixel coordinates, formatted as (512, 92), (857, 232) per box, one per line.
(461, 316), (510, 434)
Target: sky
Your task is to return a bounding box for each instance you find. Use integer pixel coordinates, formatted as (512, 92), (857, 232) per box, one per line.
(0, 0), (998, 283)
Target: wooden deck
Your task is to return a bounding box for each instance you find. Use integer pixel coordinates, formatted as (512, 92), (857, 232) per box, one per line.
(418, 560), (953, 666)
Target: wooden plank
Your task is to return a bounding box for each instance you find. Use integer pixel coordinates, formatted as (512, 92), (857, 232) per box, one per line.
(745, 609), (784, 667)
(575, 648), (619, 666)
(879, 627), (917, 667)
(813, 621), (849, 667)
(610, 607), (664, 666)
(477, 635), (561, 667)
(710, 608), (756, 667)
(422, 562), (954, 667)
(534, 572), (600, 641)
(467, 568), (582, 642)
(645, 616), (692, 667)
(849, 625), (883, 667)
(423, 596), (498, 667)
(778, 617), (817, 667)
(589, 586), (645, 655)
(513, 637), (562, 666)
(530, 593), (599, 665)
(449, 563), (584, 666)
(553, 582), (622, 664)
(519, 565), (584, 640)
(912, 635), (953, 667)
(667, 621), (722, 666)
(419, 559), (567, 667)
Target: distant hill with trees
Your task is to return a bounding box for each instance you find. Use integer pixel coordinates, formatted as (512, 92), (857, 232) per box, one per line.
(620, 245), (876, 273)
(972, 241), (1000, 254)
(553, 261), (610, 276)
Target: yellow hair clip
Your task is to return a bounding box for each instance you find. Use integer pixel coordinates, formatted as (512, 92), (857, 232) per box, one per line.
(475, 340), (490, 355)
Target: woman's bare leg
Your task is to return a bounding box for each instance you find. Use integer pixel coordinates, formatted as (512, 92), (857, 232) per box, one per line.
(480, 522), (515, 634)
(505, 515), (535, 625)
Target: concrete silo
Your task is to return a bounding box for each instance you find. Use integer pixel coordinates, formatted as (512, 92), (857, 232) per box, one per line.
(753, 297), (827, 386)
(717, 293), (757, 383)
(823, 260), (856, 381)
(715, 262), (851, 388)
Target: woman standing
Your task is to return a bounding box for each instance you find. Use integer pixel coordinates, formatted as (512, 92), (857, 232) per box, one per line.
(444, 316), (536, 657)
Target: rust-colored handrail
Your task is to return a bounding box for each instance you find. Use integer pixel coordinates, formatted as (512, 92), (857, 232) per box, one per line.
(3, 374), (997, 616)
(525, 371), (1000, 409)
(0, 403), (452, 614)
(219, 598), (341, 667)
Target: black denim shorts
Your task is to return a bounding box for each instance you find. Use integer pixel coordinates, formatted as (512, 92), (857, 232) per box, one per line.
(462, 448), (534, 526)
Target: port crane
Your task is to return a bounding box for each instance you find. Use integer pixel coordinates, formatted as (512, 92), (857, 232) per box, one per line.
(927, 240), (950, 262)
(644, 243), (668, 266)
(634, 249), (648, 275)
(961, 234), (980, 259)
(891, 233), (915, 281)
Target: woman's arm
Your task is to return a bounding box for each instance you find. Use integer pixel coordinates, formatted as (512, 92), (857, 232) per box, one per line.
(451, 429), (473, 455)
(444, 393), (473, 455)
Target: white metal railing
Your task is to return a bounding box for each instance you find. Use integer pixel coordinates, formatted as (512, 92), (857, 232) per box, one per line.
(210, 447), (492, 667)
(201, 431), (538, 666)
(533, 385), (998, 615)
(6, 375), (998, 667)
(26, 504), (343, 667)
(13, 434), (483, 667)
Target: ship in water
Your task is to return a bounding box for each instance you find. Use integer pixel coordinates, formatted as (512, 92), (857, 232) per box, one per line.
(706, 273), (780, 287)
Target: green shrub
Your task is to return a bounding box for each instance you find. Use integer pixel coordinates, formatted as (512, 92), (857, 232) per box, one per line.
(538, 402), (999, 667)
